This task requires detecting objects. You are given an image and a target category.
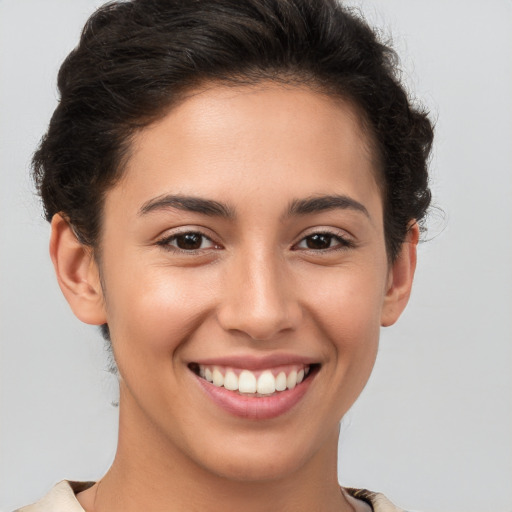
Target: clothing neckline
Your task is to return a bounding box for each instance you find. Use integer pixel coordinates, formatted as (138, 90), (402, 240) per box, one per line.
(20, 480), (405, 512)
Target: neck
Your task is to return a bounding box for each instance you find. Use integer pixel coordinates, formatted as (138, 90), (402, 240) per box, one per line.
(84, 387), (352, 512)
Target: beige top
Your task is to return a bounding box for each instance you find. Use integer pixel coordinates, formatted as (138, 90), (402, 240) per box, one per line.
(15, 480), (406, 512)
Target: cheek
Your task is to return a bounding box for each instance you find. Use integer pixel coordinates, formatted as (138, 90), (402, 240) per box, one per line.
(103, 260), (219, 362)
(302, 265), (385, 396)
(303, 264), (386, 341)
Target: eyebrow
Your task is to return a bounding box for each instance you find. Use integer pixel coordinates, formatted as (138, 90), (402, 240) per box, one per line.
(139, 194), (234, 218)
(287, 194), (370, 218)
(138, 193), (369, 220)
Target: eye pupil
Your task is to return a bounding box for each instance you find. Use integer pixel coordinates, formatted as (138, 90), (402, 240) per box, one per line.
(306, 234), (331, 249)
(176, 233), (202, 250)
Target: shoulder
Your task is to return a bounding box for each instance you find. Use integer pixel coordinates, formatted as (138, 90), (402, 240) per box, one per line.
(16, 481), (408, 512)
(14, 481), (94, 512)
(344, 487), (407, 512)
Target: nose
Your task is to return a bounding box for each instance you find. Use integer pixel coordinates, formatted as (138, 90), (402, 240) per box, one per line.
(216, 249), (302, 341)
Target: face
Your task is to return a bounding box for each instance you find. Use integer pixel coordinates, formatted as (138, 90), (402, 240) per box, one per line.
(64, 83), (414, 482)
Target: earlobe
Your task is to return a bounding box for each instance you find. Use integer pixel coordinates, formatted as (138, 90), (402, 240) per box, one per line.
(380, 222), (419, 327)
(50, 214), (107, 325)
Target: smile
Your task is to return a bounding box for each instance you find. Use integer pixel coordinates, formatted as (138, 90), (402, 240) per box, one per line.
(190, 364), (312, 396)
(189, 361), (319, 420)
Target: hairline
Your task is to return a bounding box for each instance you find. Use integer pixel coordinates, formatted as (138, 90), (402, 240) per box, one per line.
(89, 77), (387, 257)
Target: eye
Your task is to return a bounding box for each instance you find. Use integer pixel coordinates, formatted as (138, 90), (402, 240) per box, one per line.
(157, 231), (218, 252)
(294, 232), (353, 251)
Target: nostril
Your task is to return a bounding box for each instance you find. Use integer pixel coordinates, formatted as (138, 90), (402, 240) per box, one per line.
(215, 269), (302, 341)
(216, 309), (302, 342)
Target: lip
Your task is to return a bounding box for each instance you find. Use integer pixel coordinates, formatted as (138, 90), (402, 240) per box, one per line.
(190, 353), (318, 371)
(190, 355), (319, 420)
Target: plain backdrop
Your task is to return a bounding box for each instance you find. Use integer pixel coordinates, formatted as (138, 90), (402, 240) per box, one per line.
(1, 1), (511, 511)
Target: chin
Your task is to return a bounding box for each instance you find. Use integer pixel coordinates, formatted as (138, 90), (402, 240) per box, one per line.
(200, 449), (311, 483)
(183, 423), (333, 484)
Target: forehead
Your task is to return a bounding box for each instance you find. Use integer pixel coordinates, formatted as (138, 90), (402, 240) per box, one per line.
(110, 83), (382, 220)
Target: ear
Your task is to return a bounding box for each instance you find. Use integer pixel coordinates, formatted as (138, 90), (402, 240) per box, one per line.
(380, 222), (419, 327)
(50, 213), (107, 325)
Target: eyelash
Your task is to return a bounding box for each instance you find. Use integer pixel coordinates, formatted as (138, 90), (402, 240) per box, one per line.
(293, 231), (354, 252)
(156, 229), (354, 254)
(156, 231), (220, 253)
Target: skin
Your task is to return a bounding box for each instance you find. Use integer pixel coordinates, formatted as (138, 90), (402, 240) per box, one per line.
(50, 83), (418, 512)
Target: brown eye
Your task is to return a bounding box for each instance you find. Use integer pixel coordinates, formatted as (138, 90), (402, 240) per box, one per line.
(158, 231), (217, 252)
(294, 231), (353, 251)
(305, 234), (333, 250)
(175, 233), (203, 250)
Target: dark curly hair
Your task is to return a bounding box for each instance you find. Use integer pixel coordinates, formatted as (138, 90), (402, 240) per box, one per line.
(33, 0), (433, 261)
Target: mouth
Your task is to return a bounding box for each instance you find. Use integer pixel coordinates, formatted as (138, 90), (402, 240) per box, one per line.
(188, 361), (320, 419)
(188, 362), (319, 397)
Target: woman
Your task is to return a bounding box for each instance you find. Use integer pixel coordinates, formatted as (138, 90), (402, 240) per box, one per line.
(18, 0), (432, 510)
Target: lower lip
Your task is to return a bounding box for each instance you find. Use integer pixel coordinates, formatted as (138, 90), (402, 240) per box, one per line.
(194, 372), (314, 420)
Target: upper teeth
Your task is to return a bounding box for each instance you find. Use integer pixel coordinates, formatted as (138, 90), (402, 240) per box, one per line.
(198, 365), (310, 395)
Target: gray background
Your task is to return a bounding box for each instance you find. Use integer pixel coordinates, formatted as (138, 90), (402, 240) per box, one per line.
(1, 1), (511, 511)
